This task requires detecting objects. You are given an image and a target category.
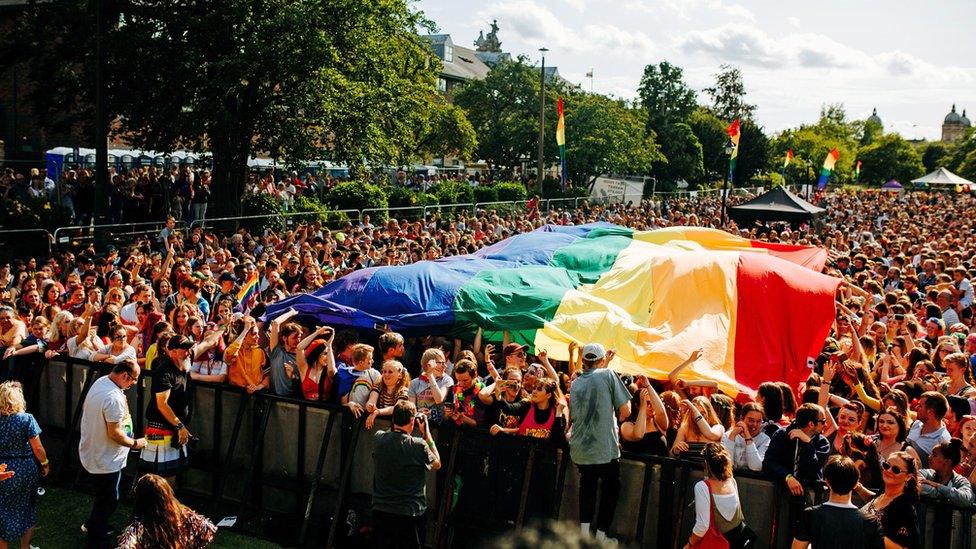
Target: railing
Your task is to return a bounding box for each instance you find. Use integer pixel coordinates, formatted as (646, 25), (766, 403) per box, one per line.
(52, 220), (188, 247)
(23, 356), (973, 548)
(0, 228), (53, 258)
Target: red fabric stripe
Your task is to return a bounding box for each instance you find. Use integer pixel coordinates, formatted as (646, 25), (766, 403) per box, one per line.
(749, 241), (828, 271)
(734, 253), (840, 393)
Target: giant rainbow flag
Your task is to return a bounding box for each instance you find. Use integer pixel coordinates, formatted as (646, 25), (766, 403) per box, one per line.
(265, 224), (840, 394)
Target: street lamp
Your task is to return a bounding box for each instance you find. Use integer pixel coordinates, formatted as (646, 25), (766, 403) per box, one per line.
(536, 47), (548, 195)
(720, 141), (735, 226)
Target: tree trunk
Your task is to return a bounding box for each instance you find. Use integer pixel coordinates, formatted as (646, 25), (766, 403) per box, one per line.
(210, 134), (249, 219)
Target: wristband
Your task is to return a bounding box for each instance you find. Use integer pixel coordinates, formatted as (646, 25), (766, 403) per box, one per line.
(175, 422), (185, 431)
(40, 459), (49, 466)
(426, 439), (436, 449)
(694, 415), (704, 423)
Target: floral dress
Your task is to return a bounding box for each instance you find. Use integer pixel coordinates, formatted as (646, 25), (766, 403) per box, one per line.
(117, 507), (216, 548)
(0, 412), (41, 540)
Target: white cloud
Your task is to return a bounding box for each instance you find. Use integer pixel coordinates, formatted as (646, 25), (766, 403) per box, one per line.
(562, 0), (586, 11)
(679, 26), (784, 68)
(581, 24), (656, 57)
(787, 16), (801, 28)
(624, 0), (753, 21)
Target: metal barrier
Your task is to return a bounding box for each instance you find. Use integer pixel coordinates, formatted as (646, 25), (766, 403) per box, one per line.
(0, 228), (53, 258)
(27, 356), (975, 548)
(52, 220), (188, 247)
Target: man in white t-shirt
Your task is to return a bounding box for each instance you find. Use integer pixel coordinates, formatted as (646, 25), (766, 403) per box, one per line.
(79, 360), (146, 543)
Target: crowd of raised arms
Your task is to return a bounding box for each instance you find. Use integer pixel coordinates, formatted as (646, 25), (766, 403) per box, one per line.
(1, 187), (976, 548)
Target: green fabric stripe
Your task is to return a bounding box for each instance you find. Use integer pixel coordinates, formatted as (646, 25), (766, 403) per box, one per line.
(453, 230), (635, 347)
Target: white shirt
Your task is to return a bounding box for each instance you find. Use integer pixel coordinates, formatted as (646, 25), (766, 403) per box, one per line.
(97, 343), (136, 364)
(67, 336), (95, 361)
(119, 302), (139, 325)
(958, 279), (974, 308)
(692, 479), (740, 536)
(79, 376), (132, 474)
(907, 420), (951, 457)
(721, 430), (770, 472)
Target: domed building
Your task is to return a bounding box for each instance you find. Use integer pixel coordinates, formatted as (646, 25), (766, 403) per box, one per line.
(942, 104), (971, 142)
(867, 108), (883, 128)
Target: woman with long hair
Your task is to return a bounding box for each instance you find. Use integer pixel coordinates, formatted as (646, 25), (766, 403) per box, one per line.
(683, 442), (753, 549)
(0, 382), (48, 549)
(41, 281), (61, 308)
(756, 381), (786, 435)
(939, 352), (976, 398)
(842, 432), (883, 491)
(671, 396), (725, 456)
(872, 408), (912, 462)
(117, 473), (216, 549)
(365, 360), (409, 429)
(490, 377), (568, 442)
(292, 327), (337, 403)
(480, 367), (528, 432)
(854, 451), (920, 549)
(47, 309), (75, 352)
(621, 377), (669, 457)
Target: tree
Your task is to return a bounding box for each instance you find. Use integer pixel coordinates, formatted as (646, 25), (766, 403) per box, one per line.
(688, 108), (728, 184)
(4, 0), (441, 216)
(652, 123), (703, 187)
(703, 65), (756, 121)
(561, 94), (661, 189)
(733, 119), (770, 185)
(771, 127), (856, 186)
(856, 134), (924, 186)
(411, 100), (478, 163)
(636, 61), (697, 134)
(921, 142), (951, 173)
(454, 57), (565, 172)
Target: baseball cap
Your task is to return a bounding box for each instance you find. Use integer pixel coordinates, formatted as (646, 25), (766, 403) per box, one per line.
(503, 343), (528, 357)
(219, 272), (237, 283)
(582, 343), (606, 361)
(167, 335), (195, 351)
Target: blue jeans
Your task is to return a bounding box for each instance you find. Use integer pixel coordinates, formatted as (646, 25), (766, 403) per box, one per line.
(85, 469), (122, 543)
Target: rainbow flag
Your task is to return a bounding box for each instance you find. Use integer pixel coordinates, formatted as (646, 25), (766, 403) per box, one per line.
(266, 224), (838, 394)
(235, 271), (260, 312)
(817, 148), (840, 189)
(854, 160), (862, 181)
(726, 119), (740, 183)
(556, 97), (567, 190)
(783, 149), (794, 168)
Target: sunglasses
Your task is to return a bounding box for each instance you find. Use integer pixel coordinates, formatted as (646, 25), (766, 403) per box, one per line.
(881, 461), (907, 475)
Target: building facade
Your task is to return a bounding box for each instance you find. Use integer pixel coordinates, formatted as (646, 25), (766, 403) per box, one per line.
(942, 104), (971, 143)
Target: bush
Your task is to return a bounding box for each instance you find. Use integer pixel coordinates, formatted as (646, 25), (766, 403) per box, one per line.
(386, 185), (418, 208)
(495, 181), (528, 202)
(241, 192), (285, 233)
(432, 181), (474, 206)
(0, 198), (42, 230)
(473, 185), (499, 204)
(327, 182), (389, 219)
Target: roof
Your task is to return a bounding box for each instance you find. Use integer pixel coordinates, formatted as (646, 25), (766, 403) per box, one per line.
(729, 186), (826, 223)
(475, 51), (511, 67)
(882, 179), (902, 189)
(427, 34), (451, 45)
(867, 107), (882, 126)
(911, 167), (975, 186)
(439, 43), (491, 82)
(945, 104), (962, 124)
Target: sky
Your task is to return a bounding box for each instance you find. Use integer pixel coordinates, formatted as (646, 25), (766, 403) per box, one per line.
(417, 0), (976, 141)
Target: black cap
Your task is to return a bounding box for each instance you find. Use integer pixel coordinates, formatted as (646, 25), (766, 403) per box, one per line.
(167, 335), (194, 351)
(219, 272), (237, 283)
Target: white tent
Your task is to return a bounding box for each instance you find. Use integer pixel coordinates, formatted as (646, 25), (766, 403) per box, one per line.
(911, 167), (974, 187)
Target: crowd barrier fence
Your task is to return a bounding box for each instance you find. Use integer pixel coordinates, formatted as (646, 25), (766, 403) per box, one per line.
(22, 356), (976, 548)
(0, 228), (53, 259)
(52, 220), (189, 248)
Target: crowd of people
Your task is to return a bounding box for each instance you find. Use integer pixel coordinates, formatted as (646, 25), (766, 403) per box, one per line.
(0, 186), (974, 547)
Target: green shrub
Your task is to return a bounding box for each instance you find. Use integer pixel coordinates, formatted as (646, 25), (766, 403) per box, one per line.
(291, 195), (331, 222)
(327, 182), (389, 219)
(495, 181), (528, 202)
(386, 185), (418, 208)
(241, 192), (285, 233)
(473, 185), (499, 204)
(417, 192), (439, 206)
(432, 181), (474, 206)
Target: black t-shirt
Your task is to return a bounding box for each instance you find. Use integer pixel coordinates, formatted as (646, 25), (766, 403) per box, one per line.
(145, 354), (190, 427)
(620, 394), (668, 456)
(796, 503), (883, 549)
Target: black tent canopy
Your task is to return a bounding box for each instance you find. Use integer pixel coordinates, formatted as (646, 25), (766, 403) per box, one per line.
(728, 186), (826, 224)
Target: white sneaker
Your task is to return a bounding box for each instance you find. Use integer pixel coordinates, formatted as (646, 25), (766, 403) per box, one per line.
(80, 523), (88, 533)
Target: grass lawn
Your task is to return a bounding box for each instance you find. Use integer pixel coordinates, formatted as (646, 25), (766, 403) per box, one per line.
(22, 485), (280, 548)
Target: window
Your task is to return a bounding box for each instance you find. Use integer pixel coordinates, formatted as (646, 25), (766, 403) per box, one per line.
(444, 44), (453, 63)
(437, 78), (447, 93)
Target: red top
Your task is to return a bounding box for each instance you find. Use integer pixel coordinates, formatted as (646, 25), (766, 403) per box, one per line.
(517, 404), (555, 439)
(302, 367), (330, 401)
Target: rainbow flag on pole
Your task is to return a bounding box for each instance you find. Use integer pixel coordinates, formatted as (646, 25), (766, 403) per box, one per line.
(726, 119), (740, 183)
(817, 148), (840, 189)
(854, 160), (862, 181)
(783, 149), (794, 168)
(266, 224), (838, 395)
(235, 271), (260, 312)
(556, 97), (567, 190)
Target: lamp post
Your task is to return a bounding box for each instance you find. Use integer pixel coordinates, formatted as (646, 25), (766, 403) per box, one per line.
(721, 141), (734, 226)
(536, 47), (548, 195)
(93, 0), (109, 237)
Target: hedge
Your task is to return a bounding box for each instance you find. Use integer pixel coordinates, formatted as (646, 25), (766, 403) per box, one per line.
(327, 182), (388, 219)
(495, 181), (528, 202)
(431, 181), (475, 206)
(241, 192), (285, 233)
(473, 185), (499, 204)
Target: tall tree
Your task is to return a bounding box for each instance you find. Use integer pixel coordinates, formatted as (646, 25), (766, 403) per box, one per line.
(562, 94), (662, 189)
(454, 57), (563, 170)
(703, 65), (756, 121)
(636, 61), (697, 134)
(921, 142), (951, 173)
(411, 101), (478, 163)
(3, 0), (441, 216)
(733, 119), (770, 185)
(689, 108), (730, 184)
(652, 123), (703, 187)
(856, 134), (924, 186)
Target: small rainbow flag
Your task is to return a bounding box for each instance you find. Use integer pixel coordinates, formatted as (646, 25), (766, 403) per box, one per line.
(854, 160), (862, 181)
(817, 149), (840, 189)
(556, 97), (567, 190)
(235, 271), (260, 312)
(726, 119), (740, 183)
(783, 149), (793, 168)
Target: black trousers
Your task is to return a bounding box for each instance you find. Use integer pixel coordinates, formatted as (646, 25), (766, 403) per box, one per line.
(372, 509), (424, 549)
(85, 469), (122, 548)
(576, 459), (621, 533)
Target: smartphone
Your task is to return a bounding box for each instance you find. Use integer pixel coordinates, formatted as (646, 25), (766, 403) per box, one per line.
(373, 322), (391, 332)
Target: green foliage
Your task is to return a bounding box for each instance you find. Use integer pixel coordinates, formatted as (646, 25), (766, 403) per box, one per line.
(5, 0), (441, 217)
(856, 134), (924, 186)
(921, 142), (951, 173)
(473, 185), (499, 203)
(292, 195), (349, 225)
(704, 65), (756, 121)
(689, 108), (729, 183)
(412, 100), (478, 162)
(637, 61), (697, 134)
(562, 94), (661, 188)
(495, 181), (528, 202)
(326, 182), (389, 216)
(416, 192), (440, 207)
(0, 198), (42, 230)
(771, 125), (857, 186)
(734, 119), (770, 185)
(242, 193), (285, 233)
(652, 123), (704, 187)
(386, 185), (419, 208)
(432, 181), (474, 205)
